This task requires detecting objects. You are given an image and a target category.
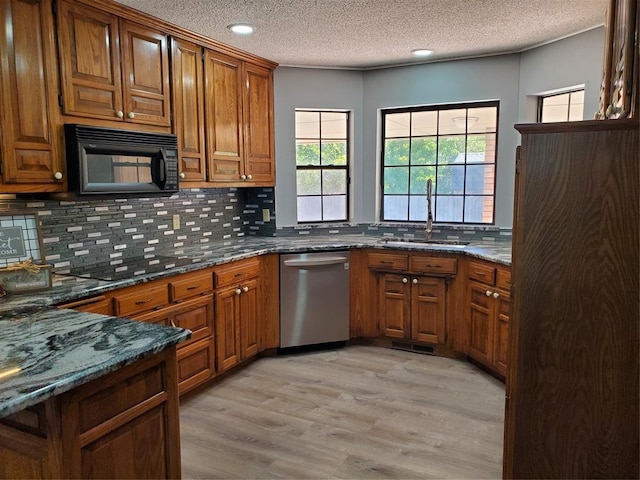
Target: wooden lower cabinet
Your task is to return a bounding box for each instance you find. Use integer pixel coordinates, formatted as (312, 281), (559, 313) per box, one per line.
(379, 273), (447, 344)
(0, 347), (181, 479)
(176, 337), (215, 394)
(466, 261), (511, 377)
(215, 277), (259, 372)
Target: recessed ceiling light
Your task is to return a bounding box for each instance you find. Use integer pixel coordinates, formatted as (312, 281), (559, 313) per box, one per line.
(411, 49), (434, 57)
(227, 24), (255, 35)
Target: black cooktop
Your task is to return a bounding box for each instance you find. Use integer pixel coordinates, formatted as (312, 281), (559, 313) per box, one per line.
(60, 255), (204, 281)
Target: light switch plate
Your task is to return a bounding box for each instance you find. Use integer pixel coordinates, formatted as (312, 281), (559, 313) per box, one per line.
(262, 209), (270, 222)
(172, 214), (180, 230)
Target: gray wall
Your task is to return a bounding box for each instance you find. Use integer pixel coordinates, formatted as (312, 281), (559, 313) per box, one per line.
(518, 27), (605, 123)
(273, 68), (364, 226)
(274, 28), (606, 228)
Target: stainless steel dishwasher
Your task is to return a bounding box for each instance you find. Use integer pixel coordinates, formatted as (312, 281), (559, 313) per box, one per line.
(280, 251), (350, 348)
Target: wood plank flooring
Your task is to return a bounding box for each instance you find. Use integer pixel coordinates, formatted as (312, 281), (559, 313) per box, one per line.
(179, 345), (505, 479)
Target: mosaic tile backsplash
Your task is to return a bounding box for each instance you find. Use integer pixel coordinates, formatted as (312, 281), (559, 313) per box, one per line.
(0, 185), (509, 273)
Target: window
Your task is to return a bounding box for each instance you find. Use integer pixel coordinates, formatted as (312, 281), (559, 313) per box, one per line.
(295, 110), (349, 222)
(381, 102), (498, 224)
(538, 89), (584, 122)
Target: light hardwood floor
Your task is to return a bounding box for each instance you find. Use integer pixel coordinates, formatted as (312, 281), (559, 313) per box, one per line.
(179, 345), (505, 479)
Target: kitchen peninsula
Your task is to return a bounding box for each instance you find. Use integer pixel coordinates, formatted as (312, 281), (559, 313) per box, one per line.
(0, 308), (189, 478)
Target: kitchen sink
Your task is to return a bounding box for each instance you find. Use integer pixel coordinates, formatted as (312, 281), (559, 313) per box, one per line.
(378, 238), (469, 248)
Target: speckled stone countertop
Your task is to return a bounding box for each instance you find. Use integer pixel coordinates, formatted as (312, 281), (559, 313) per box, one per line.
(0, 235), (511, 316)
(0, 308), (190, 418)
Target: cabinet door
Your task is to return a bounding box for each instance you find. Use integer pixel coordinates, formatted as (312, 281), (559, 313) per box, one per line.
(242, 63), (274, 184)
(120, 20), (171, 126)
(493, 288), (510, 377)
(205, 50), (244, 183)
(0, 0), (63, 189)
(411, 277), (446, 344)
(170, 38), (206, 182)
(239, 278), (259, 360)
(379, 274), (410, 338)
(57, 0), (123, 120)
(176, 337), (215, 395)
(467, 280), (494, 366)
(215, 286), (241, 371)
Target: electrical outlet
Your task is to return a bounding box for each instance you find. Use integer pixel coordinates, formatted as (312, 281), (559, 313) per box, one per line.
(172, 214), (180, 230)
(262, 209), (271, 222)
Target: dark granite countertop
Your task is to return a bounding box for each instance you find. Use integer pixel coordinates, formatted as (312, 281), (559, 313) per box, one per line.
(0, 235), (511, 315)
(0, 308), (190, 418)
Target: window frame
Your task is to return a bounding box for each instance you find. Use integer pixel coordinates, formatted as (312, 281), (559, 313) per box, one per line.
(380, 100), (499, 225)
(295, 109), (351, 223)
(537, 88), (585, 122)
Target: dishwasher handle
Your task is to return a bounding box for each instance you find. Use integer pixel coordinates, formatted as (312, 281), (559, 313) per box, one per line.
(283, 256), (348, 268)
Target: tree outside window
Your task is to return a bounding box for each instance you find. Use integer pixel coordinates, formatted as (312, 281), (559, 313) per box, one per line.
(381, 102), (498, 224)
(295, 110), (349, 222)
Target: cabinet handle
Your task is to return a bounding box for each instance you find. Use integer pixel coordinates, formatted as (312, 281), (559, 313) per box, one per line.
(402, 277), (408, 284)
(240, 174), (247, 180)
(474, 271), (486, 276)
(242, 286), (249, 292)
(180, 172), (186, 179)
(485, 290), (492, 297)
(412, 278), (418, 284)
(170, 319), (176, 328)
(135, 298), (153, 305)
(247, 174), (253, 180)
(116, 110), (124, 118)
(380, 261), (393, 265)
(186, 284), (201, 291)
(53, 171), (63, 180)
(235, 288), (242, 295)
(128, 112), (135, 119)
(426, 264), (440, 268)
(493, 292), (500, 299)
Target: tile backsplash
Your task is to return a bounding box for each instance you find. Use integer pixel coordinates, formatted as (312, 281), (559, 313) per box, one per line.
(0, 188), (268, 272)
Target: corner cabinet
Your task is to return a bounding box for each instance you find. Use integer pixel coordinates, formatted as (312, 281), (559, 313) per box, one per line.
(504, 120), (639, 479)
(57, 0), (171, 127)
(0, 0), (64, 192)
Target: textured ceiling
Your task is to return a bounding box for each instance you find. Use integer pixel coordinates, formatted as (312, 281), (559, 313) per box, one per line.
(115, 0), (608, 69)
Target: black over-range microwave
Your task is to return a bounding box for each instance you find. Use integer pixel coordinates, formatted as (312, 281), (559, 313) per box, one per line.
(64, 124), (179, 195)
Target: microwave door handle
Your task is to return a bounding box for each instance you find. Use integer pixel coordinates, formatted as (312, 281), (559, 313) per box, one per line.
(156, 150), (167, 187)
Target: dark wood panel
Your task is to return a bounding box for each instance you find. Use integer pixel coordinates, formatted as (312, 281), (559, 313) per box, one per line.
(259, 254), (280, 350)
(506, 121), (639, 478)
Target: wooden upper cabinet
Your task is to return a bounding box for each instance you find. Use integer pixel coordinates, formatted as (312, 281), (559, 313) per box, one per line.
(171, 38), (206, 182)
(243, 63), (275, 184)
(57, 1), (170, 126)
(0, 0), (64, 190)
(205, 49), (244, 183)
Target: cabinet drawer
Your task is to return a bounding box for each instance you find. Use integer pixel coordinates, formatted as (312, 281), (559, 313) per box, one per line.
(60, 296), (113, 315)
(468, 261), (496, 285)
(169, 271), (213, 302)
(496, 268), (512, 291)
(214, 258), (260, 287)
(176, 337), (215, 394)
(113, 284), (169, 316)
(367, 252), (409, 271)
(411, 256), (457, 275)
(172, 295), (213, 344)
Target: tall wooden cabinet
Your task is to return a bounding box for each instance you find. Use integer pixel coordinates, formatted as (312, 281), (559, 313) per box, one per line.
(504, 119), (639, 479)
(0, 0), (64, 192)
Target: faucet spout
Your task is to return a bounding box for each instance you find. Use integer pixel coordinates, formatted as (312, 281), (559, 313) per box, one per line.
(426, 178), (433, 240)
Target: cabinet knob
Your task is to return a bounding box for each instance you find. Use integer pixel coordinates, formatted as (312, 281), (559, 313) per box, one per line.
(127, 112), (135, 119)
(402, 277), (408, 284)
(493, 292), (500, 299)
(242, 286), (249, 292)
(179, 172), (186, 179)
(412, 278), (418, 284)
(240, 174), (247, 180)
(235, 288), (242, 295)
(486, 290), (492, 296)
(53, 171), (63, 180)
(116, 110), (124, 118)
(247, 174), (253, 180)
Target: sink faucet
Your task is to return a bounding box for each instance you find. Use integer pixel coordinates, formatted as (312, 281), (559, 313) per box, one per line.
(426, 178), (433, 240)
